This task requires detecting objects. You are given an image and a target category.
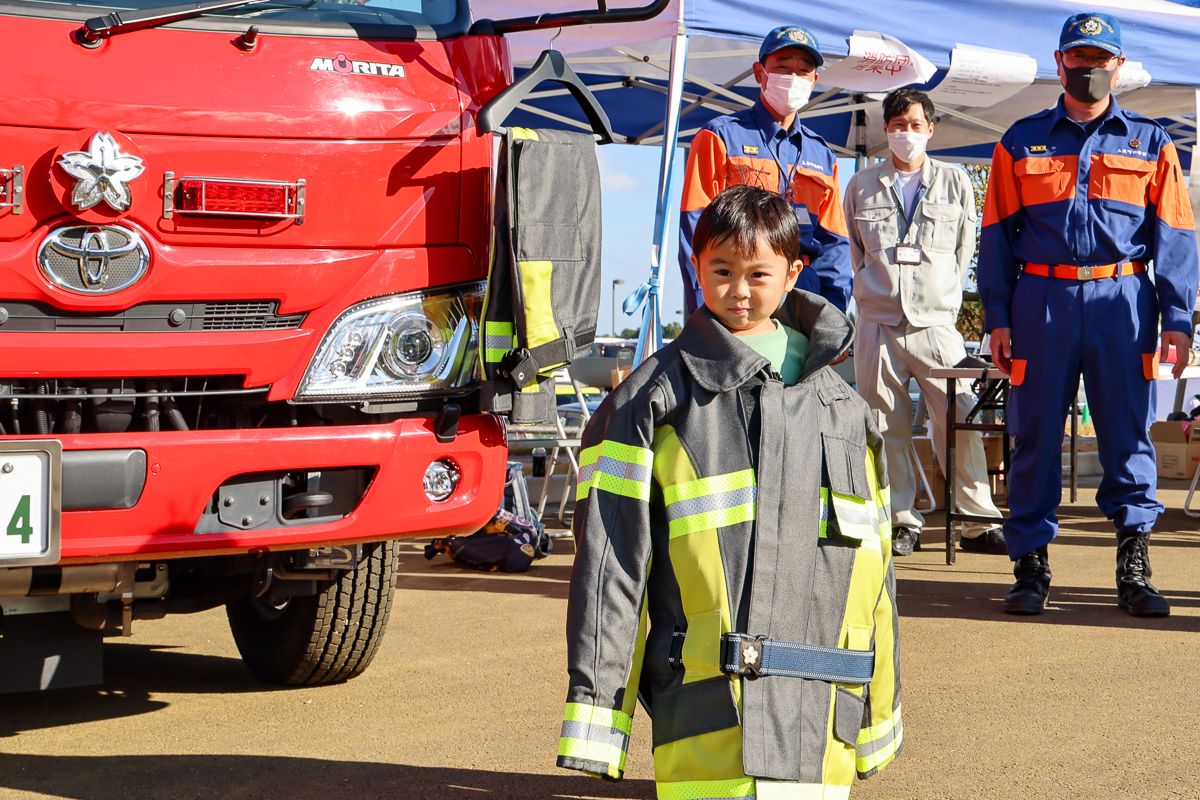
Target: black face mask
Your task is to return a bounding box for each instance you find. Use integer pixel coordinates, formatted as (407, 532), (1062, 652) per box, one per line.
(1062, 64), (1115, 104)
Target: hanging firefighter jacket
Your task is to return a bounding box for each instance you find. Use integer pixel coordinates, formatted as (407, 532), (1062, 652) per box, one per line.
(558, 291), (902, 799)
(481, 127), (602, 424)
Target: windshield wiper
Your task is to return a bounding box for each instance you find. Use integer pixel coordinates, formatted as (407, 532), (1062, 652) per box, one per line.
(76, 0), (314, 46)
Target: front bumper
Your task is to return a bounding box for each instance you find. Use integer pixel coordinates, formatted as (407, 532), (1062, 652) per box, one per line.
(31, 413), (506, 563)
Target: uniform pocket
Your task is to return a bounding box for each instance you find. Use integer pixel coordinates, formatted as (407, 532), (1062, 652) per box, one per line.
(822, 435), (878, 544)
(833, 687), (867, 747)
(1090, 153), (1155, 207)
(1014, 156), (1074, 206)
(853, 205), (899, 254)
(917, 202), (961, 253)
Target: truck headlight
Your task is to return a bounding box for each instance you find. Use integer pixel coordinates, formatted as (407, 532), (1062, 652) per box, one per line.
(294, 282), (484, 402)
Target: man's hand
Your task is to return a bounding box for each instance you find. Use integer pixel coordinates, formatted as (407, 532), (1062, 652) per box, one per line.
(1160, 330), (1192, 379)
(989, 327), (1013, 375)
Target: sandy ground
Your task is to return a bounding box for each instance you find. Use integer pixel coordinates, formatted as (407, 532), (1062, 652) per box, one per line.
(1, 484), (1198, 800)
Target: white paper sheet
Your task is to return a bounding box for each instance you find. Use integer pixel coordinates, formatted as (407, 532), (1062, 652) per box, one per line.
(927, 44), (1037, 108)
(1114, 60), (1152, 94)
(819, 30), (937, 93)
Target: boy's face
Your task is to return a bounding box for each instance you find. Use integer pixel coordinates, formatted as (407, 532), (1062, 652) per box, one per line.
(692, 234), (801, 336)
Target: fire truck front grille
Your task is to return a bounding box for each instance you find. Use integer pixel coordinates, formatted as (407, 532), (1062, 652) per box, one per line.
(0, 376), (274, 434)
(0, 301), (305, 332)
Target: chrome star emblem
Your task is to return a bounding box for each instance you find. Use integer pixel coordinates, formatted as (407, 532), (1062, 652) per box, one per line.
(58, 132), (145, 212)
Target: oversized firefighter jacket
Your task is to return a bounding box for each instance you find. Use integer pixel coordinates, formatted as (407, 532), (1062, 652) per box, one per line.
(558, 291), (902, 799)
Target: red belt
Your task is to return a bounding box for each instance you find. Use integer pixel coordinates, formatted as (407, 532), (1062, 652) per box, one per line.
(1023, 261), (1146, 280)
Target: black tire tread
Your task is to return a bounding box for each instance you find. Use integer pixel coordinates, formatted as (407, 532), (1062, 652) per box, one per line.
(226, 540), (400, 686)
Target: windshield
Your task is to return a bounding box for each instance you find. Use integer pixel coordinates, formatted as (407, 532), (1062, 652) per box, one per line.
(8, 0), (466, 33)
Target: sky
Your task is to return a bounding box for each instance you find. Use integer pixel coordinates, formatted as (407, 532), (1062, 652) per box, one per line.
(595, 144), (687, 337)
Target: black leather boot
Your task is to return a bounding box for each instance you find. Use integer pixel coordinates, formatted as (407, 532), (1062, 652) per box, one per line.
(1116, 533), (1170, 618)
(1004, 547), (1051, 615)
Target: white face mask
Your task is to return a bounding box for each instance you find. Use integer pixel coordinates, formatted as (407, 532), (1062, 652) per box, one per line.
(761, 72), (815, 115)
(887, 130), (930, 164)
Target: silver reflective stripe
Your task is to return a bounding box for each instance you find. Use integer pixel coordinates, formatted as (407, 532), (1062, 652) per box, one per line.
(559, 719), (630, 753)
(857, 717), (902, 758)
(577, 456), (652, 487)
(665, 485), (757, 521)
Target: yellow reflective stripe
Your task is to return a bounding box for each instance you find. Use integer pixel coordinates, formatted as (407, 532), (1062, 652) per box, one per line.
(856, 727), (902, 774)
(483, 321), (516, 363)
(556, 736), (626, 776)
(576, 441), (654, 502)
(662, 468), (755, 505)
(511, 127), (540, 141)
(857, 703), (901, 746)
(819, 487), (830, 538)
(656, 779), (848, 800)
(562, 702), (633, 733)
(656, 777), (754, 800)
(668, 503), (756, 538)
(579, 440), (654, 469)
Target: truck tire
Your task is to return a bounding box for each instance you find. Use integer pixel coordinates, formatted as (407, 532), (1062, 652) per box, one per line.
(226, 540), (400, 686)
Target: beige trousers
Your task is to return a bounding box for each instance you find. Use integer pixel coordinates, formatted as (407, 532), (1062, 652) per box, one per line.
(854, 318), (1001, 534)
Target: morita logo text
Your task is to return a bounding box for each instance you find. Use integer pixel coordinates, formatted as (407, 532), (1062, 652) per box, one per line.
(310, 54), (406, 78)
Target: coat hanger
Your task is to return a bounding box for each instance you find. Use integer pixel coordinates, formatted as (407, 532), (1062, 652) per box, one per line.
(478, 47), (619, 144)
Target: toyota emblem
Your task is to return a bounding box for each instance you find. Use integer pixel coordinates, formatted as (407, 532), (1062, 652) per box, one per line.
(37, 224), (151, 295)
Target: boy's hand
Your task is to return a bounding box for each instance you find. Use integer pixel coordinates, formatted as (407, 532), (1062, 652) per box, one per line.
(989, 328), (1012, 375)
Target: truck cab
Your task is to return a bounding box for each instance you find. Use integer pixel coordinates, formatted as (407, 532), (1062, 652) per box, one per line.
(0, 0), (660, 691)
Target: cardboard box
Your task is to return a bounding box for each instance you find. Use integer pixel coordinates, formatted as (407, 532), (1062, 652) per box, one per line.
(609, 366), (631, 388)
(1150, 420), (1200, 479)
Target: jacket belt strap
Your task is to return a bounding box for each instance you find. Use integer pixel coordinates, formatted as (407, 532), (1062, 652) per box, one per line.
(506, 328), (595, 388)
(719, 633), (874, 683)
(1023, 261), (1146, 280)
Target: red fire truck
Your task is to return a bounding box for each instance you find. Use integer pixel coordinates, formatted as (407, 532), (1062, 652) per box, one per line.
(0, 0), (660, 692)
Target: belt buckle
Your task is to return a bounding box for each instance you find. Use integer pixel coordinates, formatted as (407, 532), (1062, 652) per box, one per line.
(736, 634), (767, 679)
(1077, 265), (1094, 280)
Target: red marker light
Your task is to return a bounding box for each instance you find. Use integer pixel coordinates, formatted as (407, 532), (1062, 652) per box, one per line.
(178, 179), (295, 216)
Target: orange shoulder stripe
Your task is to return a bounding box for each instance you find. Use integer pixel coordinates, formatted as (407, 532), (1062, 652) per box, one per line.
(681, 129), (730, 213)
(982, 143), (1022, 227)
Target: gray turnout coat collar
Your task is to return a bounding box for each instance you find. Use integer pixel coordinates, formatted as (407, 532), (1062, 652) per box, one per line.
(676, 289), (854, 391)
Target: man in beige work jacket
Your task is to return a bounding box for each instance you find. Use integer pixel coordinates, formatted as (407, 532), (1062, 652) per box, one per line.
(845, 87), (1004, 556)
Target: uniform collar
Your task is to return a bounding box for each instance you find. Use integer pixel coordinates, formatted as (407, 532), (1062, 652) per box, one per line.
(1050, 93), (1130, 134)
(752, 99), (803, 142)
(676, 290), (854, 392)
(879, 155), (934, 189)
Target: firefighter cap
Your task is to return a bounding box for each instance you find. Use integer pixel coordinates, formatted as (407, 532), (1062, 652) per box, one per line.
(758, 25), (824, 67)
(1059, 12), (1122, 55)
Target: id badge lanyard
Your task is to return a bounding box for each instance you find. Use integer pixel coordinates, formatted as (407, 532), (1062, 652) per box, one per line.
(889, 175), (928, 266)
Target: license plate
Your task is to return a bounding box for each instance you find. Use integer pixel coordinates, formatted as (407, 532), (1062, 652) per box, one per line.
(0, 440), (62, 566)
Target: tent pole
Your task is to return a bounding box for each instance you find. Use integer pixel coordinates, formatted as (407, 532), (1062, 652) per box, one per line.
(633, 31), (688, 366)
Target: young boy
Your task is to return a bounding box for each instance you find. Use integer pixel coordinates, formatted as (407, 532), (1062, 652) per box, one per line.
(558, 185), (902, 798)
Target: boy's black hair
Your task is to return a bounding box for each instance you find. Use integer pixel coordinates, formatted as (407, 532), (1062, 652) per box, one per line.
(692, 185), (801, 265)
(882, 87), (937, 125)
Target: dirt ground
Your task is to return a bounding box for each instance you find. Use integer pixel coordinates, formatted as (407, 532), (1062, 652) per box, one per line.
(2, 484), (1199, 800)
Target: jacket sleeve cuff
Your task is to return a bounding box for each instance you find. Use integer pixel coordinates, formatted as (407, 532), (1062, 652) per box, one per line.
(556, 702), (632, 780)
(1161, 310), (1194, 336)
(983, 304), (1011, 332)
(856, 703), (903, 778)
